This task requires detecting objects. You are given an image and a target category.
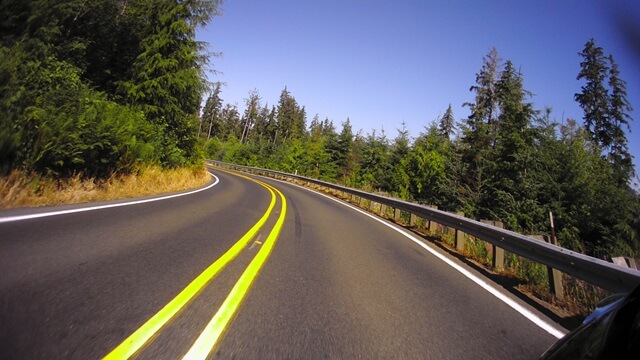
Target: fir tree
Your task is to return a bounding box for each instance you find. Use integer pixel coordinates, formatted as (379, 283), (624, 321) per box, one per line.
(575, 38), (635, 182)
(239, 89), (261, 143)
(575, 39), (610, 150)
(460, 48), (503, 216)
(606, 54), (634, 180)
(201, 84), (223, 140)
(277, 87), (306, 141)
(438, 104), (456, 139)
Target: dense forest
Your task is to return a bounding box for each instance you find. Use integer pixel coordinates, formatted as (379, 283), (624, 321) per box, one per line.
(202, 45), (639, 259)
(0, 1), (637, 259)
(1, 0), (220, 177)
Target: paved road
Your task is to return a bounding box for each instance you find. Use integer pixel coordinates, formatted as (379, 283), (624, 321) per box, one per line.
(0, 168), (564, 359)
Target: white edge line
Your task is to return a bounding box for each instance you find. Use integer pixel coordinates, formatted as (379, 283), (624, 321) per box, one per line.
(0, 172), (220, 224)
(267, 176), (568, 339)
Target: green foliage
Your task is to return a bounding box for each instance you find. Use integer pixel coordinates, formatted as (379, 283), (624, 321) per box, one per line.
(0, 0), (221, 177)
(358, 130), (391, 190)
(409, 125), (449, 206)
(10, 56), (155, 177)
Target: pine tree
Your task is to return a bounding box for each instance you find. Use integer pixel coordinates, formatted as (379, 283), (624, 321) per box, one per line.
(276, 87), (306, 141)
(438, 104), (456, 139)
(460, 48), (503, 216)
(575, 39), (610, 150)
(389, 122), (412, 199)
(239, 89), (261, 143)
(220, 103), (241, 140)
(465, 48), (502, 131)
(575, 39), (635, 182)
(200, 84), (223, 140)
(121, 0), (221, 165)
(309, 114), (323, 139)
(409, 124), (448, 206)
(606, 54), (634, 180)
(359, 129), (390, 190)
(489, 60), (538, 229)
(329, 118), (354, 181)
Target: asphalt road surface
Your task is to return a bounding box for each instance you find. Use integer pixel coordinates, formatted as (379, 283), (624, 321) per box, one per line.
(0, 168), (566, 359)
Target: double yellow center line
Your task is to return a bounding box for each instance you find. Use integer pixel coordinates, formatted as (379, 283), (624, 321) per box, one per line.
(104, 171), (286, 359)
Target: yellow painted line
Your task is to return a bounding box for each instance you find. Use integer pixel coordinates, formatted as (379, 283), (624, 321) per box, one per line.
(182, 182), (287, 360)
(103, 173), (276, 360)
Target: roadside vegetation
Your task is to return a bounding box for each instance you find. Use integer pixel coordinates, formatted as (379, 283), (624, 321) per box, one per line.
(1, 0), (221, 206)
(0, 165), (209, 209)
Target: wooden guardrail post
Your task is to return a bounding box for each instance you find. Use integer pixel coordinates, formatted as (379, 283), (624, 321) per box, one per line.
(530, 235), (564, 300)
(394, 208), (401, 223)
(410, 213), (417, 227)
(380, 204), (387, 218)
(428, 206), (438, 234)
(455, 212), (466, 252)
(480, 220), (504, 270)
(545, 235), (564, 300)
(492, 221), (505, 270)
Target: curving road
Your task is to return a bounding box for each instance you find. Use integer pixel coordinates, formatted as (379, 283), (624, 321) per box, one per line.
(0, 168), (565, 359)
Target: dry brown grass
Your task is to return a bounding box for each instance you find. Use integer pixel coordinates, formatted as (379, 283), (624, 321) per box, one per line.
(0, 165), (210, 209)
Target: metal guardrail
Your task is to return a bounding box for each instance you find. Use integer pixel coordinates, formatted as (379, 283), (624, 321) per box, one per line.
(208, 160), (640, 294)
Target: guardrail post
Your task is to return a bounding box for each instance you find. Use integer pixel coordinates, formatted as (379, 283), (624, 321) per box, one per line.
(380, 204), (387, 218)
(492, 221), (504, 270)
(428, 205), (438, 234)
(455, 212), (466, 252)
(369, 200), (375, 212)
(394, 208), (401, 223)
(359, 196), (366, 208)
(410, 213), (417, 227)
(545, 235), (564, 300)
(530, 235), (564, 300)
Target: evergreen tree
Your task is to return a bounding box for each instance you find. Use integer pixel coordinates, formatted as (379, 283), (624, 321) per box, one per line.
(465, 47), (502, 131)
(488, 60), (538, 229)
(121, 0), (221, 165)
(389, 122), (412, 199)
(276, 87), (306, 141)
(409, 125), (449, 206)
(459, 48), (503, 216)
(359, 129), (390, 191)
(200, 84), (223, 140)
(265, 105), (278, 146)
(338, 118), (356, 180)
(438, 104), (456, 139)
(219, 103), (241, 140)
(606, 54), (634, 180)
(239, 89), (261, 143)
(575, 38), (635, 183)
(309, 114), (323, 139)
(575, 39), (610, 149)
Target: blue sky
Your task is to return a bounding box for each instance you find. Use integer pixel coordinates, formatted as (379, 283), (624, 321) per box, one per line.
(197, 0), (640, 172)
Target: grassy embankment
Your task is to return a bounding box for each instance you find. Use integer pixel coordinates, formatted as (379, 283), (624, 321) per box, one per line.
(0, 166), (210, 209)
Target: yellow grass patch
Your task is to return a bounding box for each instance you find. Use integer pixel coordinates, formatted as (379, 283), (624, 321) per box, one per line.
(0, 166), (210, 209)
